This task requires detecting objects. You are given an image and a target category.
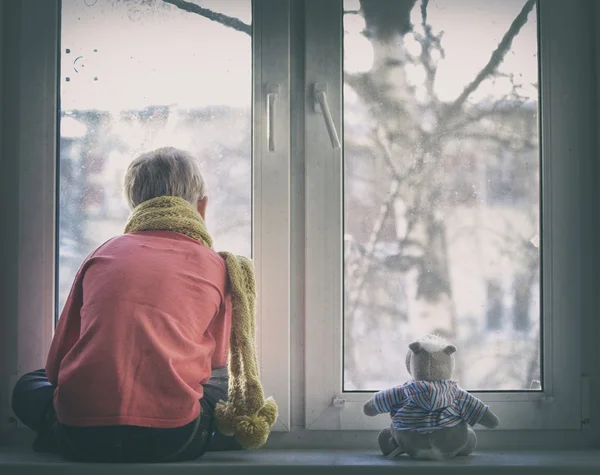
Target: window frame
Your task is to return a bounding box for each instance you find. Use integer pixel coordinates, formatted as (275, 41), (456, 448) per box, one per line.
(252, 0), (292, 432)
(304, 0), (590, 432)
(2, 0), (292, 434)
(1, 0), (598, 450)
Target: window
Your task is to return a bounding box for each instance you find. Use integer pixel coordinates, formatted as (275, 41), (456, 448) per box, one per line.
(4, 0), (596, 447)
(342, 0), (541, 393)
(305, 0), (586, 432)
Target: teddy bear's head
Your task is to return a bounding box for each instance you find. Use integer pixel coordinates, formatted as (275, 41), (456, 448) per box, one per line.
(405, 334), (457, 381)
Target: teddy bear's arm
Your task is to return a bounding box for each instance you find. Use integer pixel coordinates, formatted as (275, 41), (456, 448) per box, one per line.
(458, 390), (500, 429)
(477, 408), (500, 429)
(363, 386), (404, 416)
(363, 398), (379, 417)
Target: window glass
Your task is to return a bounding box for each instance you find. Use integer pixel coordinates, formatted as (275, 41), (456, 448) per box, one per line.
(343, 0), (540, 391)
(58, 0), (252, 313)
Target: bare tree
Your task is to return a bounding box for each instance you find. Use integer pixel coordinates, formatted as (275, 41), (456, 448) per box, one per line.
(341, 0), (538, 387)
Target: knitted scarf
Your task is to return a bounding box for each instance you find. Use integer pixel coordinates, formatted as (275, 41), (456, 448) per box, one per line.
(124, 196), (278, 449)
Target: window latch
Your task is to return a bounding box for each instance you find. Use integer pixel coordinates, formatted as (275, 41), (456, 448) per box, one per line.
(313, 82), (341, 149)
(332, 397), (346, 408)
(266, 83), (279, 153)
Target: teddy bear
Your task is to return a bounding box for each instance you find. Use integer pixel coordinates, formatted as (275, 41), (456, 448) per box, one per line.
(363, 334), (500, 461)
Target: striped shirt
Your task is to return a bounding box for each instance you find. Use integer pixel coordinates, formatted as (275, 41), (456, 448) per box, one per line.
(372, 380), (488, 433)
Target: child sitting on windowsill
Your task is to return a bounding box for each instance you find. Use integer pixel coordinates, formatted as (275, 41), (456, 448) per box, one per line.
(11, 147), (277, 462)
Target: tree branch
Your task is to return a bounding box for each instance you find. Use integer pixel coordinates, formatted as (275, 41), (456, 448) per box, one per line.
(346, 179), (400, 318)
(441, 103), (525, 135)
(447, 0), (535, 113)
(346, 129), (428, 318)
(419, 0), (438, 101)
(162, 0), (251, 35)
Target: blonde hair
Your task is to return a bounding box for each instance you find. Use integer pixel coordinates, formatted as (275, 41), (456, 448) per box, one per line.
(124, 147), (207, 210)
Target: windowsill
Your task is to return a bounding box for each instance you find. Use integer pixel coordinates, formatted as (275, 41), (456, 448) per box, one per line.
(1, 446), (600, 474)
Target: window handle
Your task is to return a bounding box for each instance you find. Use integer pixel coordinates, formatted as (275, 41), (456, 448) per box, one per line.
(314, 82), (341, 150)
(266, 83), (279, 152)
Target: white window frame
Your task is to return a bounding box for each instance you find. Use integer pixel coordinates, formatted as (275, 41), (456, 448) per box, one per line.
(2, 0), (292, 435)
(1, 0), (598, 451)
(253, 0), (292, 432)
(304, 0), (593, 433)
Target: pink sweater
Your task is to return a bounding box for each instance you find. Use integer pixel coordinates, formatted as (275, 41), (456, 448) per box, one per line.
(46, 231), (231, 428)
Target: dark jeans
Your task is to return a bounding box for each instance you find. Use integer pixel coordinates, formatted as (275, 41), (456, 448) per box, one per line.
(11, 368), (242, 463)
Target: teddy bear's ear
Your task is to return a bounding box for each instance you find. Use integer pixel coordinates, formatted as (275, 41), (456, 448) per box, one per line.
(444, 344), (457, 355)
(409, 342), (423, 353)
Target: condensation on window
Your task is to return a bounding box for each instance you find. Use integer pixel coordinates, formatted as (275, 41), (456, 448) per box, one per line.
(58, 0), (252, 313)
(343, 0), (540, 391)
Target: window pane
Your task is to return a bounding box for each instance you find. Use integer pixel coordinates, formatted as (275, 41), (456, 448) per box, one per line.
(58, 0), (252, 313)
(343, 0), (540, 391)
